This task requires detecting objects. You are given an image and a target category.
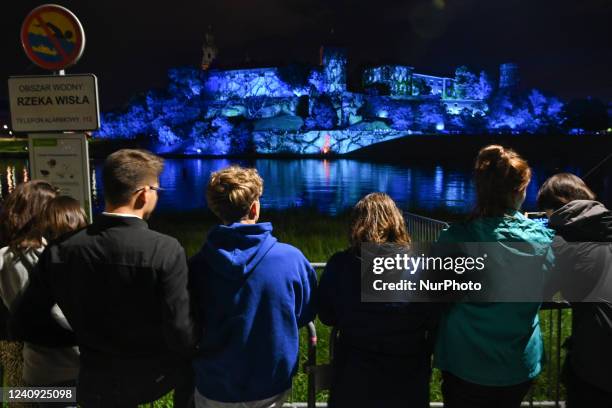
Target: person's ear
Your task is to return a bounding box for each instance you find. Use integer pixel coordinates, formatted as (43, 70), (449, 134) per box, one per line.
(133, 189), (147, 210)
(248, 201), (258, 220)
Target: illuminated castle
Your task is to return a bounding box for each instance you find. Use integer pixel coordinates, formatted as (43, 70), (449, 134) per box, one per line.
(97, 32), (560, 156)
(201, 45), (348, 99)
(198, 34), (506, 113)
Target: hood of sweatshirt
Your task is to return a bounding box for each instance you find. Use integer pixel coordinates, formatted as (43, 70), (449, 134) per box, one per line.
(549, 200), (612, 241)
(438, 210), (554, 256)
(203, 222), (277, 281)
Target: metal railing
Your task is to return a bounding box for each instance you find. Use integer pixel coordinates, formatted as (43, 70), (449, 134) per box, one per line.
(404, 211), (450, 242)
(303, 213), (570, 408)
(304, 302), (571, 408)
(526, 301), (570, 408)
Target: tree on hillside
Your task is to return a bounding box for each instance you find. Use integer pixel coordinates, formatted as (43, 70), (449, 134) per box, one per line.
(412, 77), (432, 96)
(474, 71), (494, 100)
(306, 95), (338, 129)
(454, 66), (493, 100)
(168, 68), (203, 100)
(454, 66), (478, 99)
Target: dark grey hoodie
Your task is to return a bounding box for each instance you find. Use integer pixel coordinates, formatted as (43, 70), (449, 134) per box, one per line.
(548, 200), (612, 392)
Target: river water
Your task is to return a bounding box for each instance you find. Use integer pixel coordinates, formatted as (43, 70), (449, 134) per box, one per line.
(0, 157), (606, 215)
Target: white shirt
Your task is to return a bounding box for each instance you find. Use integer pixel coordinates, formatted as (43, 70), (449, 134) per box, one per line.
(102, 212), (142, 219)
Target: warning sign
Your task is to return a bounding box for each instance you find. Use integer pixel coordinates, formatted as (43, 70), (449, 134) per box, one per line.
(20, 4), (85, 71)
(8, 74), (99, 132)
(28, 133), (92, 219)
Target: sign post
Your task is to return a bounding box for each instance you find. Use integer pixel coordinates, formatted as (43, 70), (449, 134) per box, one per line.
(9, 4), (97, 218)
(28, 134), (92, 219)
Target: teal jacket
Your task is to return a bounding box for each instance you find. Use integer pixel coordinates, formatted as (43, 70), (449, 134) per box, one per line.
(433, 211), (554, 386)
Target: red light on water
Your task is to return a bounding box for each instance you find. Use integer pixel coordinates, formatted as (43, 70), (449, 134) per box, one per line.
(321, 134), (331, 154)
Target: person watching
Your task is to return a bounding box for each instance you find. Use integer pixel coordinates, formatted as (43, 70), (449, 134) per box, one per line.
(433, 145), (554, 408)
(0, 181), (62, 392)
(537, 173), (612, 407)
(189, 165), (317, 408)
(11, 149), (197, 408)
(318, 192), (439, 408)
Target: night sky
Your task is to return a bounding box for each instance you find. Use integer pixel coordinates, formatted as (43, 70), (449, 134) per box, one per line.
(2, 0), (611, 110)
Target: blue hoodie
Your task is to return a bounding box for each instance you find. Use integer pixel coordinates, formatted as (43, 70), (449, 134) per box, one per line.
(189, 222), (317, 402)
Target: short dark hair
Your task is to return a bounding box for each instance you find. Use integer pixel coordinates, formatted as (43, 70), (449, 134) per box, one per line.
(537, 173), (596, 211)
(102, 149), (164, 206)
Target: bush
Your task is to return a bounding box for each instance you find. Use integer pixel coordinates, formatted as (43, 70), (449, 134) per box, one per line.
(306, 95), (338, 129)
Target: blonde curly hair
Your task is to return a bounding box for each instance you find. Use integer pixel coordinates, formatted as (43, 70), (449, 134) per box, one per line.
(207, 166), (263, 224)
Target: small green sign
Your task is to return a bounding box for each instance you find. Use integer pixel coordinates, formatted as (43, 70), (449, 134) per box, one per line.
(33, 138), (58, 147)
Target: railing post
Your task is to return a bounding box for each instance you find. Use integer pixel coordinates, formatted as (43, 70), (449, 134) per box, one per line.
(540, 302), (570, 408)
(306, 321), (317, 408)
(547, 309), (553, 399)
(556, 308), (562, 408)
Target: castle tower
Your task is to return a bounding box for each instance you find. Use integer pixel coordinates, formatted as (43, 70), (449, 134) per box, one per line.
(499, 63), (519, 90)
(318, 28), (347, 93)
(201, 27), (218, 70)
(321, 46), (347, 93)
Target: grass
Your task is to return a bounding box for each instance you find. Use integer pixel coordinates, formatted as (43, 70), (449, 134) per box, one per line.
(148, 207), (351, 262)
(141, 208), (573, 406)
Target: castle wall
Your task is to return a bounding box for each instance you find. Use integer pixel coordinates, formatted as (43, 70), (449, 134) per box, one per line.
(205, 97), (300, 119)
(253, 129), (404, 154)
(412, 74), (453, 97)
(363, 65), (413, 96)
(204, 68), (294, 100)
(322, 47), (348, 93)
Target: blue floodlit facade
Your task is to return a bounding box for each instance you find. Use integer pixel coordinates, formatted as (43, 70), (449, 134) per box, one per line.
(97, 44), (565, 155)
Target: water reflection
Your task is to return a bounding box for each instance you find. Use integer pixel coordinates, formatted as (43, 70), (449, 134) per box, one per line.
(0, 158), (610, 215)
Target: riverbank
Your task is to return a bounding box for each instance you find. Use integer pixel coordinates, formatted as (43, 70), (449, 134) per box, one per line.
(2, 133), (611, 164)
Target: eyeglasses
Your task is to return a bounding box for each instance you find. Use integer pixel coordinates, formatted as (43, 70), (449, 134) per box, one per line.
(133, 185), (165, 194)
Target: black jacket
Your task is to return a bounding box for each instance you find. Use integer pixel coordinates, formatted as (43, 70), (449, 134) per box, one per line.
(548, 200), (612, 392)
(10, 214), (197, 371)
(318, 249), (440, 407)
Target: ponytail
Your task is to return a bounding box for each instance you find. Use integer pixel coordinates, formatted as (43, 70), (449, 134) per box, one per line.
(473, 145), (531, 217)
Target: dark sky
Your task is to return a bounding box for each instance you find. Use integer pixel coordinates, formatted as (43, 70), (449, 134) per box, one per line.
(2, 0), (611, 110)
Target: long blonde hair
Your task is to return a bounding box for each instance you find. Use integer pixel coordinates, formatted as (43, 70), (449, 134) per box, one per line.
(350, 193), (411, 250)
